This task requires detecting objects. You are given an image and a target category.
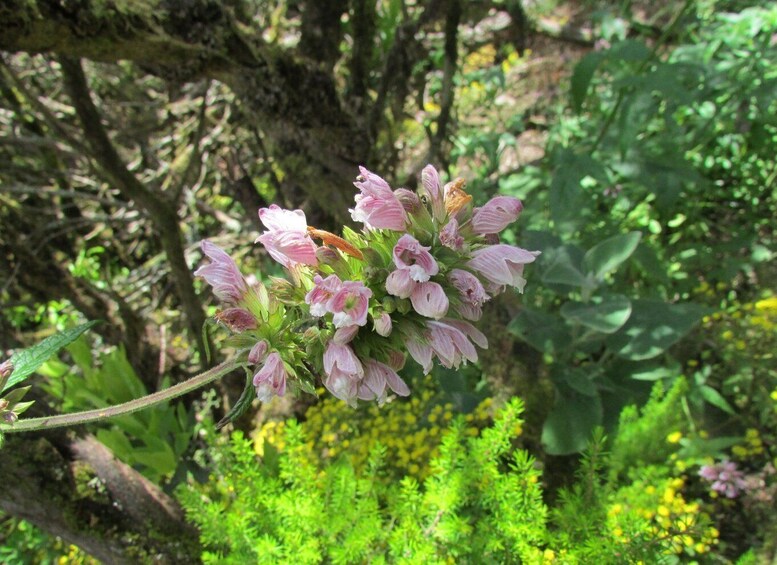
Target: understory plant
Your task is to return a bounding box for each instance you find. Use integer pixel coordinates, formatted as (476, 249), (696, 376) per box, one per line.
(180, 391), (727, 564)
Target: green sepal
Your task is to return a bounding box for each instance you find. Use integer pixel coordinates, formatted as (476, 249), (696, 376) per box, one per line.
(2, 386), (31, 407)
(216, 372), (255, 430)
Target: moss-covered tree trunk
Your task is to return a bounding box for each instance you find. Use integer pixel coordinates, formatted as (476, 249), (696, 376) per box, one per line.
(0, 430), (200, 563)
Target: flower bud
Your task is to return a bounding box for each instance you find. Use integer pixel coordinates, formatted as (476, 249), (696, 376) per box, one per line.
(248, 340), (269, 364)
(373, 312), (393, 337)
(394, 188), (422, 214)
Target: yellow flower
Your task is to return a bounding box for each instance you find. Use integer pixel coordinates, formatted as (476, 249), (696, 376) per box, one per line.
(667, 431), (683, 444)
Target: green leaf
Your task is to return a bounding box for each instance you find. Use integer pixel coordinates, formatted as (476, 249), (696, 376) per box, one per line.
(698, 385), (735, 415)
(542, 385), (603, 455)
(508, 307), (571, 355)
(678, 436), (741, 459)
(571, 52), (604, 113)
(607, 300), (711, 360)
(541, 245), (589, 288)
(551, 365), (598, 397)
(216, 373), (256, 430)
(560, 295), (632, 333)
(4, 321), (100, 393)
(583, 232), (642, 280)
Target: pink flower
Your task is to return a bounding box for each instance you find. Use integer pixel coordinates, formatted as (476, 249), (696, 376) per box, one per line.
(333, 324), (359, 345)
(385, 269), (415, 298)
(699, 460), (748, 498)
(195, 240), (248, 305)
(392, 234), (439, 282)
(330, 281), (372, 328)
(350, 166), (408, 231)
(373, 312), (393, 337)
(467, 245), (539, 292)
(404, 334), (433, 374)
(323, 342), (364, 405)
(215, 308), (257, 332)
(256, 205), (318, 268)
(427, 319), (488, 369)
(358, 359), (411, 402)
(305, 274), (343, 316)
(410, 281), (449, 319)
(471, 196), (523, 234)
(421, 164), (446, 222)
(253, 351), (287, 402)
(449, 269), (489, 321)
(248, 340), (269, 364)
(439, 218), (464, 251)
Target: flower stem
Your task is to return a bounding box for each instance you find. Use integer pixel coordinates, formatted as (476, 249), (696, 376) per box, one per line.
(0, 359), (241, 433)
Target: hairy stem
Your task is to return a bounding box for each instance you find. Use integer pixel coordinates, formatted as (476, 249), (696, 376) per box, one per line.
(0, 359), (241, 433)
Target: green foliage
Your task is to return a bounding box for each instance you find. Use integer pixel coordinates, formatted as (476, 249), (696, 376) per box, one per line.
(179, 397), (725, 563)
(180, 399), (551, 564)
(39, 339), (194, 483)
(0, 512), (98, 565)
(2, 320), (99, 393)
(609, 378), (689, 480)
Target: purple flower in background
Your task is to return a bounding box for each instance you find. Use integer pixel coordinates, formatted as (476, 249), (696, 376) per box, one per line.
(392, 234), (439, 282)
(330, 281), (373, 328)
(305, 274), (343, 316)
(253, 351), (287, 402)
(195, 240), (248, 305)
(256, 205), (318, 268)
(351, 167), (408, 231)
(358, 359), (411, 402)
(699, 460), (749, 498)
(471, 196), (523, 235)
(467, 244), (539, 292)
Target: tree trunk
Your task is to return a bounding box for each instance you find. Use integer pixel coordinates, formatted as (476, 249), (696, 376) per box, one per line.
(0, 0), (369, 224)
(0, 430), (200, 563)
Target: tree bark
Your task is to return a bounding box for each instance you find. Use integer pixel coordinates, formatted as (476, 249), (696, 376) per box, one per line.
(0, 0), (369, 225)
(0, 429), (200, 563)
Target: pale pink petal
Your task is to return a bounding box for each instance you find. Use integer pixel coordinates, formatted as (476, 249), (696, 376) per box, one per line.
(467, 245), (539, 291)
(471, 196), (523, 234)
(410, 281), (449, 319)
(385, 268), (415, 298)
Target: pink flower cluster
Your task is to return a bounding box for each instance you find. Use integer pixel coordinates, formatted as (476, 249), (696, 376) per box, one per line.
(195, 164), (537, 407)
(699, 460), (749, 498)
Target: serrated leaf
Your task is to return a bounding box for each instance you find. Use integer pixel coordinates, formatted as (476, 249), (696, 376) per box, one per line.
(583, 232), (642, 280)
(4, 321), (100, 392)
(560, 295), (632, 333)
